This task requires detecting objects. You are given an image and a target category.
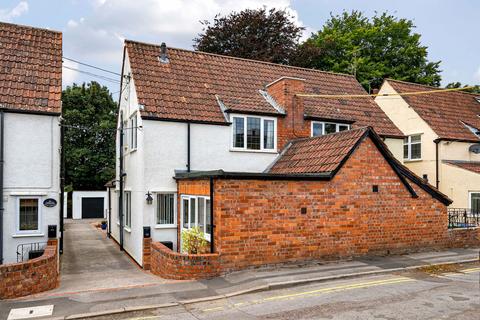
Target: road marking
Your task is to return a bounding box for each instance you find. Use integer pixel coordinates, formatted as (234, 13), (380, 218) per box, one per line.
(202, 306), (224, 312)
(264, 277), (415, 301)
(461, 267), (480, 273)
(7, 305), (54, 320)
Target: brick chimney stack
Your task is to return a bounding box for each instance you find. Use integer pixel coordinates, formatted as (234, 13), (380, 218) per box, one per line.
(266, 77), (308, 149)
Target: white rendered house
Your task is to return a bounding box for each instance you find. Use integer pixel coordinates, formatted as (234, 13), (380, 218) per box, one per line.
(0, 22), (62, 264)
(111, 40), (404, 266)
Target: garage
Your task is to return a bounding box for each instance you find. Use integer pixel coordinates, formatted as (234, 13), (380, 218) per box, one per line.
(72, 191), (107, 219)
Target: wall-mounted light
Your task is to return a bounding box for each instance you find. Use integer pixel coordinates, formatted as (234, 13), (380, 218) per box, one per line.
(146, 191), (153, 205)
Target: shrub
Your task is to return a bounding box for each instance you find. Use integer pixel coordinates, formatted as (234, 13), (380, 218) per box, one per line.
(181, 227), (209, 254)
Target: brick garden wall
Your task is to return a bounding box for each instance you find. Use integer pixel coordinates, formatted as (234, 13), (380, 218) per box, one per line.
(213, 138), (451, 271)
(0, 239), (59, 299)
(447, 228), (480, 248)
(150, 242), (220, 280)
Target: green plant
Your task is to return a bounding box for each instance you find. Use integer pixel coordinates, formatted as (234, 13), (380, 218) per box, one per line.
(181, 227), (209, 254)
(101, 220), (107, 225)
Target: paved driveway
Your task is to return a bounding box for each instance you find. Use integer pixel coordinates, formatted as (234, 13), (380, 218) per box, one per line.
(56, 219), (164, 294)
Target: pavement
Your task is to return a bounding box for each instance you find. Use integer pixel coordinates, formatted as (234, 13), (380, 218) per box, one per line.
(0, 221), (478, 319)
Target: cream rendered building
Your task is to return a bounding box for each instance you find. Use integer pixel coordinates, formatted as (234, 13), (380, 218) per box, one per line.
(375, 79), (480, 212)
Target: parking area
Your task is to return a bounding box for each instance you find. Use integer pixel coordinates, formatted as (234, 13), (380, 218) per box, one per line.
(57, 219), (164, 294)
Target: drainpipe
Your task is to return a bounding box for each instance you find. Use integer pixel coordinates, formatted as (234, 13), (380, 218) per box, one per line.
(187, 123), (191, 172)
(434, 139), (440, 189)
(59, 118), (65, 254)
(209, 177), (214, 253)
(119, 114), (124, 251)
(107, 185), (112, 238)
(0, 110), (4, 264)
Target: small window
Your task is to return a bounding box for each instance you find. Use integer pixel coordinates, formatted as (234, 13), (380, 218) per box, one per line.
(470, 192), (480, 213)
(404, 134), (422, 160)
(124, 191), (131, 228)
(156, 193), (175, 225)
(18, 198), (40, 232)
(311, 121), (350, 137)
(231, 115), (276, 151)
(130, 114), (137, 150)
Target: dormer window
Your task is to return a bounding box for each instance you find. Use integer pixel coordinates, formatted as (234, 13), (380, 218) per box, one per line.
(231, 114), (276, 152)
(311, 121), (350, 137)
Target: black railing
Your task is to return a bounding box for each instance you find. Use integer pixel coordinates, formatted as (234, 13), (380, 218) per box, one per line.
(16, 241), (48, 262)
(448, 208), (480, 229)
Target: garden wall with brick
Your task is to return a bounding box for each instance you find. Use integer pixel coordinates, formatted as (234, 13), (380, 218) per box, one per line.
(150, 242), (220, 280)
(447, 227), (480, 248)
(0, 239), (59, 299)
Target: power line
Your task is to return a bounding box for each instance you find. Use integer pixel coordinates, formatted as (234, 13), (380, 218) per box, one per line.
(63, 56), (121, 76)
(296, 86), (477, 99)
(62, 65), (120, 84)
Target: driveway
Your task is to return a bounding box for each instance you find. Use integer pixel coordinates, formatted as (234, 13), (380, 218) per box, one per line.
(57, 219), (164, 294)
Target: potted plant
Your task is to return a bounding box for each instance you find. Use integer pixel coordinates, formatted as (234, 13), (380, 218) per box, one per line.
(101, 220), (107, 230)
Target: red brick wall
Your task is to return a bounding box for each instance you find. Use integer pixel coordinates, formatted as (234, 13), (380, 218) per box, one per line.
(142, 237), (152, 270)
(0, 239), (59, 299)
(447, 228), (480, 248)
(214, 138), (450, 271)
(267, 77), (310, 149)
(150, 242), (220, 280)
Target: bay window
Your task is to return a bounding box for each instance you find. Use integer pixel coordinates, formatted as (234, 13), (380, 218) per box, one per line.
(404, 134), (422, 160)
(232, 115), (276, 151)
(181, 195), (211, 241)
(311, 121), (350, 137)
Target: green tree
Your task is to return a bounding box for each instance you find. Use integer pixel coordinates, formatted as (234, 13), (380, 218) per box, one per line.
(193, 7), (304, 64)
(445, 82), (480, 94)
(62, 82), (117, 190)
(292, 11), (442, 90)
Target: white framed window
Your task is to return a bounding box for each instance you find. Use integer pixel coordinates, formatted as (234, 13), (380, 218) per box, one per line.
(156, 193), (176, 226)
(311, 121), (350, 137)
(180, 195), (211, 241)
(469, 192), (480, 213)
(231, 114), (277, 152)
(403, 134), (422, 160)
(129, 113), (137, 150)
(124, 191), (131, 229)
(16, 197), (41, 234)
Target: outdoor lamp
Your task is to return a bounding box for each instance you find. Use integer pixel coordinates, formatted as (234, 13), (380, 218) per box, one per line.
(146, 191), (153, 205)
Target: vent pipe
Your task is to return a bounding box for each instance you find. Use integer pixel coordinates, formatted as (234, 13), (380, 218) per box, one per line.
(159, 42), (169, 64)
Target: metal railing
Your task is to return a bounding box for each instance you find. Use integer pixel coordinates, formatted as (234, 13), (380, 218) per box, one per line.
(448, 208), (480, 229)
(16, 241), (48, 262)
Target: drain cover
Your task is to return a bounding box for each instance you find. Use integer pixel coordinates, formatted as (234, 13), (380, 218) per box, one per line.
(7, 305), (54, 320)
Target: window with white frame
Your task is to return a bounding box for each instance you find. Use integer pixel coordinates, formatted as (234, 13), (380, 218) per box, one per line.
(470, 192), (480, 213)
(129, 114), (137, 150)
(403, 134), (422, 160)
(156, 193), (176, 225)
(181, 195), (211, 241)
(124, 191), (131, 228)
(311, 121), (350, 137)
(17, 197), (40, 233)
(232, 115), (276, 151)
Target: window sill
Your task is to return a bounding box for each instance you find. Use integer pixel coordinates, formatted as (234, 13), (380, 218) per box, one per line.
(124, 227), (132, 233)
(230, 148), (278, 154)
(404, 159), (422, 163)
(12, 233), (45, 238)
(154, 224), (177, 229)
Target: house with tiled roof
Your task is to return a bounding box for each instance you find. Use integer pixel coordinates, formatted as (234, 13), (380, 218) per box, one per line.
(0, 22), (62, 264)
(375, 79), (480, 213)
(109, 40), (457, 268)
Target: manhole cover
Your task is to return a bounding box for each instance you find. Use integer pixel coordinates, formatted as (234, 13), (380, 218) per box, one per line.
(7, 305), (54, 320)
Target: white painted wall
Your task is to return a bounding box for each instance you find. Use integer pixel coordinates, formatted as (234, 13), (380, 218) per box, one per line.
(72, 191), (108, 219)
(2, 113), (60, 264)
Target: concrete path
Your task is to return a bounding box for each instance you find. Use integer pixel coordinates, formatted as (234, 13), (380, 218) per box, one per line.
(1, 245), (478, 319)
(56, 219), (165, 294)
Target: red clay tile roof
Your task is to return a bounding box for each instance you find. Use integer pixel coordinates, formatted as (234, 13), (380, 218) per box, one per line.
(444, 161), (480, 174)
(125, 40), (402, 136)
(387, 79), (480, 142)
(268, 127), (368, 174)
(0, 22), (62, 114)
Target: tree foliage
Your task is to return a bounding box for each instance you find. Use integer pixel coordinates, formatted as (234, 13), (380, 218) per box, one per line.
(62, 82), (117, 190)
(445, 82), (480, 94)
(193, 7), (304, 64)
(292, 11), (442, 90)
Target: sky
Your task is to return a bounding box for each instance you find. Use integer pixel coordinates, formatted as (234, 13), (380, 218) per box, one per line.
(1, 0), (479, 98)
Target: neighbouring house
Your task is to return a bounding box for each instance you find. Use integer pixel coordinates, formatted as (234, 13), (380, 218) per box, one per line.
(152, 127), (459, 279)
(0, 22), (62, 264)
(375, 79), (480, 219)
(111, 39), (411, 266)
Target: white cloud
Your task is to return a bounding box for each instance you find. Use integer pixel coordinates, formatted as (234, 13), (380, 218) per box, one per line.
(475, 66), (480, 82)
(62, 59), (79, 85)
(0, 1), (29, 22)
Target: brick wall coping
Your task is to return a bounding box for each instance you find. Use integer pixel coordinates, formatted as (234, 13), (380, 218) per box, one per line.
(0, 239), (59, 299)
(151, 242), (219, 259)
